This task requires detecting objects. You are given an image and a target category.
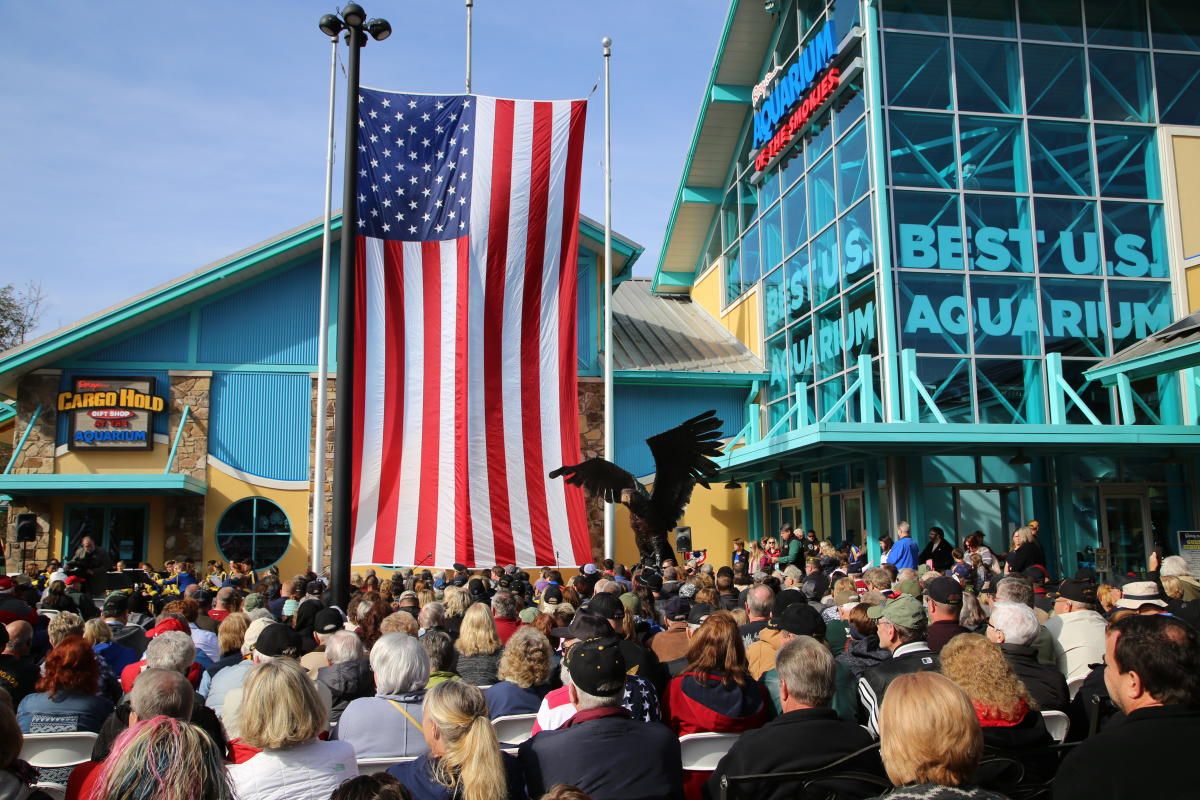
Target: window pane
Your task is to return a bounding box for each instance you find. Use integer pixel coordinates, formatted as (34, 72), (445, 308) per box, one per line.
(915, 358), (974, 422)
(972, 275), (1041, 356)
(1028, 121), (1094, 196)
(721, 190), (738, 250)
(815, 303), (845, 380)
(217, 498), (292, 568)
(951, 0), (1016, 37)
(786, 248), (812, 323)
(762, 203), (785, 271)
(1036, 198), (1101, 275)
(837, 122), (869, 211)
(1060, 360), (1113, 424)
(724, 244), (741, 306)
(766, 331), (791, 404)
(217, 500), (255, 534)
(834, 90), (866, 139)
(1154, 54), (1200, 126)
(1095, 125), (1160, 199)
(791, 316), (816, 385)
(883, 0), (949, 32)
(781, 146), (806, 192)
(833, 0), (863, 38)
(1108, 281), (1173, 352)
(841, 199), (876, 283)
(1103, 202), (1168, 279)
(817, 378), (846, 421)
(1151, 0), (1200, 52)
(743, 223), (762, 288)
(963, 194), (1033, 273)
(893, 190), (964, 269)
(740, 176), (759, 231)
(784, 178), (808, 254)
(955, 39), (1021, 114)
(959, 115), (1026, 193)
(1023, 45), (1087, 118)
(886, 33), (952, 109)
(764, 265), (788, 336)
(888, 110), (958, 189)
(808, 111), (835, 164)
(811, 226), (841, 307)
(809, 153), (838, 232)
(1019, 0), (1083, 42)
(976, 359), (1044, 424)
(1041, 278), (1108, 357)
(844, 279), (879, 361)
(898, 272), (969, 354)
(1085, 0), (1148, 48)
(1089, 49), (1154, 123)
(760, 169), (781, 211)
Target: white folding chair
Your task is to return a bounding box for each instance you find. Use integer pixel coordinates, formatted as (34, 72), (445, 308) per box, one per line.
(1041, 710), (1070, 743)
(1066, 674), (1086, 701)
(679, 732), (741, 771)
(38, 609), (59, 621)
(357, 756), (418, 775)
(491, 713), (537, 747)
(20, 732), (98, 771)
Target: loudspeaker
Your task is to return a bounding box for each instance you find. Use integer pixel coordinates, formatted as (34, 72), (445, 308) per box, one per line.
(674, 526), (692, 553)
(16, 513), (39, 542)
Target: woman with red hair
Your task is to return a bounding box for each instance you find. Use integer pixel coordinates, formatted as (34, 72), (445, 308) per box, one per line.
(16, 635), (113, 734)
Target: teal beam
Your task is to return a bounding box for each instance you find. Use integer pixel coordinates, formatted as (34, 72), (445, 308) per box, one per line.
(821, 372), (863, 424)
(613, 369), (768, 386)
(748, 403), (761, 443)
(680, 186), (724, 205)
(747, 481), (764, 541)
(796, 383), (809, 428)
(164, 405), (190, 475)
(650, 271), (695, 290)
(3, 405), (40, 475)
(0, 473), (207, 495)
(899, 349), (919, 423)
(1186, 368), (1200, 425)
(857, 355), (875, 424)
(1116, 373), (1135, 425)
(710, 84), (753, 104)
(1047, 353), (1068, 424)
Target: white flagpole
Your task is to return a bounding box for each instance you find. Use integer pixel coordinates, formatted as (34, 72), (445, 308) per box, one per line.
(465, 0), (474, 93)
(312, 35), (338, 575)
(602, 37), (615, 562)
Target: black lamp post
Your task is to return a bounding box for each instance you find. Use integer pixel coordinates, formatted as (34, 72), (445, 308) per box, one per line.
(321, 4), (391, 611)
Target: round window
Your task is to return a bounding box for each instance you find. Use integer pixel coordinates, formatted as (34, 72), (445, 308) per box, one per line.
(216, 497), (292, 568)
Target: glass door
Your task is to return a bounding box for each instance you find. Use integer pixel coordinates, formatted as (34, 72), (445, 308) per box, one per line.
(64, 505), (148, 564)
(1099, 492), (1152, 579)
(841, 492), (864, 546)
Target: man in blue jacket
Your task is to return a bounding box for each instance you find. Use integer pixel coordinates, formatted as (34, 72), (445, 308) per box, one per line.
(519, 636), (683, 800)
(887, 522), (919, 571)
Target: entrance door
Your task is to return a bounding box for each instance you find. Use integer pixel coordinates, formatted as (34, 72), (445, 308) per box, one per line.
(64, 505), (148, 564)
(1100, 492), (1152, 579)
(841, 492), (864, 547)
(956, 487), (1021, 554)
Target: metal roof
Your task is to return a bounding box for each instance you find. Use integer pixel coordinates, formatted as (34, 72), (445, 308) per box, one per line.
(613, 279), (766, 379)
(1087, 308), (1200, 386)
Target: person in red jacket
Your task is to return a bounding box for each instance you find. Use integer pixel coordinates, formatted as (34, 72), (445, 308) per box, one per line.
(0, 577), (37, 626)
(663, 610), (771, 799)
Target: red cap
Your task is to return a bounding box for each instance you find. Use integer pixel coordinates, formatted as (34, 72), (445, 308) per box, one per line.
(0, 576), (13, 592)
(65, 575), (84, 587)
(147, 617), (190, 638)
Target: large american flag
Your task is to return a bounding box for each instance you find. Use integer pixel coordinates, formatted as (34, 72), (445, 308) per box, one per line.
(348, 88), (593, 568)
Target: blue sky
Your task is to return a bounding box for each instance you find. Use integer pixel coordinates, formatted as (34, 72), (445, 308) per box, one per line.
(2, 1), (731, 337)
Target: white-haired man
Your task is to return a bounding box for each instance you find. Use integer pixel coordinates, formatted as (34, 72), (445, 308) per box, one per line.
(987, 602), (1069, 712)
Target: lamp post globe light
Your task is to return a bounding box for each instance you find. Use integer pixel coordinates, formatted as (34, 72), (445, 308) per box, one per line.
(322, 4), (390, 610)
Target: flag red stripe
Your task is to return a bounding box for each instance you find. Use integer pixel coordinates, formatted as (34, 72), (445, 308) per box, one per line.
(484, 99), (516, 566)
(414, 241), (442, 567)
(372, 241), (406, 564)
(558, 100), (591, 555)
(454, 236), (474, 566)
(350, 237), (368, 550)
(521, 101), (556, 566)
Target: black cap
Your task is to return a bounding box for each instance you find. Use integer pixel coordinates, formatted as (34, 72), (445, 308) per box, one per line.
(541, 585), (563, 606)
(453, 563), (467, 573)
(256, 623), (301, 658)
(552, 610), (613, 641)
(306, 580), (324, 596)
(314, 608), (344, 635)
(687, 602), (714, 626)
(565, 637), (626, 697)
(468, 578), (488, 599)
(586, 592), (625, 621)
(102, 593), (129, 616)
(926, 576), (964, 605)
(638, 568), (663, 592)
(774, 589), (806, 615)
(1057, 579), (1098, 604)
(662, 595), (691, 623)
(772, 603), (827, 638)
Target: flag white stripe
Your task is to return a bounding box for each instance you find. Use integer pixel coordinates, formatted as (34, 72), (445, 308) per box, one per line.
(393, 240), (426, 566)
(435, 241), (459, 568)
(351, 237), (388, 563)
(501, 99), (535, 567)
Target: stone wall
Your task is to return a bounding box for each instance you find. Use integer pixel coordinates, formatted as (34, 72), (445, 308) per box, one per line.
(4, 498), (52, 572)
(11, 372), (58, 474)
(577, 379), (605, 556)
(168, 374), (211, 479)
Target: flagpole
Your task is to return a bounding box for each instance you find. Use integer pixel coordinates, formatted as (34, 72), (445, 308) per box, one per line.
(312, 34), (338, 576)
(602, 36), (615, 563)
(464, 0), (473, 93)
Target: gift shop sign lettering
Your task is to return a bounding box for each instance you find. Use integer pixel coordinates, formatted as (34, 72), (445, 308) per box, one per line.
(752, 21), (839, 172)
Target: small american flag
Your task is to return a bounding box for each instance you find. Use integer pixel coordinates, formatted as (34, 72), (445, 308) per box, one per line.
(349, 88), (592, 568)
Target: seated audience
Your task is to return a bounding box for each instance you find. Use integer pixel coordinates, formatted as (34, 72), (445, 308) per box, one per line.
(876, 671), (1006, 799)
(0, 700), (54, 800)
(0, 621), (38, 705)
(92, 716), (234, 800)
(336, 632), (431, 758)
(986, 602), (1069, 713)
(485, 627), (553, 719)
(422, 632), (460, 688)
(923, 577), (969, 654)
(664, 610), (769, 735)
(204, 617), (273, 713)
(1043, 579), (1106, 684)
(205, 612), (251, 681)
(16, 635), (113, 733)
(454, 604), (504, 686)
(857, 595), (939, 736)
(84, 617), (139, 678)
(318, 630), (376, 727)
(302, 608), (345, 676)
(229, 659), (358, 799)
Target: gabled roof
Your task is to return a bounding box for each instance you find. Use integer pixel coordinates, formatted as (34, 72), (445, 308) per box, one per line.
(613, 279), (765, 383)
(1087, 308), (1200, 386)
(0, 213), (640, 394)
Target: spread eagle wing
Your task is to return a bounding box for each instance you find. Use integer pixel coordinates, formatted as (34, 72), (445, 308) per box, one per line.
(645, 409), (724, 532)
(548, 458), (640, 504)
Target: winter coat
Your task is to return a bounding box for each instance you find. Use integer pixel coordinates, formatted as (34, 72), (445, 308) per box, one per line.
(334, 691), (429, 759)
(835, 634), (889, 680)
(485, 680), (550, 719)
(388, 753), (526, 800)
(228, 739), (357, 800)
(1001, 643), (1069, 713)
(746, 627), (788, 679)
(317, 658), (376, 726)
(455, 652), (501, 686)
(16, 690), (112, 734)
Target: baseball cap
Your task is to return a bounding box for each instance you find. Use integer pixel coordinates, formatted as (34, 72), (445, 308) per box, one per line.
(242, 617), (274, 655)
(782, 565), (804, 584)
(452, 563), (467, 573)
(0, 576), (13, 594)
(314, 608), (344, 635)
(662, 595), (692, 623)
(581, 563), (598, 576)
(1115, 581), (1167, 610)
(468, 578), (488, 600)
(926, 577), (964, 606)
(102, 593), (129, 616)
(306, 580), (324, 596)
(773, 603), (827, 638)
(49, 571), (69, 584)
(565, 637), (626, 697)
(895, 578), (922, 598)
(1056, 579), (1098, 605)
(256, 623), (302, 658)
(868, 595), (925, 629)
(774, 588), (806, 615)
(147, 617), (190, 638)
(541, 585), (563, 606)
(552, 610), (613, 641)
(518, 607), (539, 624)
(586, 592), (625, 621)
(243, 592), (265, 611)
(637, 569), (663, 592)
(397, 590), (419, 606)
(687, 602), (714, 626)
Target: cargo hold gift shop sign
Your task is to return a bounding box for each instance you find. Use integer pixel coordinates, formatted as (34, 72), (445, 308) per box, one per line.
(57, 377), (164, 450)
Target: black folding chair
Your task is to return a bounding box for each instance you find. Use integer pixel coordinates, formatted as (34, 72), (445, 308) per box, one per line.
(718, 743), (891, 800)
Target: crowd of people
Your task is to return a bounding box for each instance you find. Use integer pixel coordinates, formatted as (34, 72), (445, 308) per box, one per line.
(1, 520), (1199, 800)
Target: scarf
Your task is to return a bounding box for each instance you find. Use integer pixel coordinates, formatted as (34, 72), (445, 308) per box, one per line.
(973, 698), (1029, 728)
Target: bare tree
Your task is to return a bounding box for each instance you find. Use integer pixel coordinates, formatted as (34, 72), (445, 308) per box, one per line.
(0, 282), (46, 352)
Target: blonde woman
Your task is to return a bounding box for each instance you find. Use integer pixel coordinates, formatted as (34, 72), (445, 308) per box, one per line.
(83, 616), (139, 682)
(1004, 525), (1045, 574)
(875, 671), (1004, 799)
(484, 627), (553, 718)
(387, 681), (515, 800)
(442, 585), (471, 639)
(229, 659), (358, 800)
(454, 603), (503, 686)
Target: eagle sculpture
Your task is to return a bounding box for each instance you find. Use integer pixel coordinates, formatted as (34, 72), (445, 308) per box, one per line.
(549, 410), (724, 568)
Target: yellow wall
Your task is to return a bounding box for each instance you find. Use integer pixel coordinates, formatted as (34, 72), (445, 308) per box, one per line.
(203, 466), (312, 579)
(1174, 134), (1200, 311)
(692, 264), (761, 356)
(612, 481), (749, 570)
(56, 444), (169, 474)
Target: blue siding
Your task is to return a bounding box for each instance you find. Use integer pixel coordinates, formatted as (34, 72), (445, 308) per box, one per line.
(86, 315), (191, 363)
(197, 260), (321, 365)
(55, 369), (170, 446)
(613, 385), (747, 478)
(209, 372), (311, 481)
